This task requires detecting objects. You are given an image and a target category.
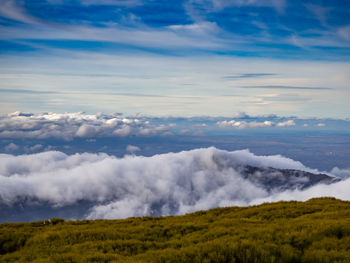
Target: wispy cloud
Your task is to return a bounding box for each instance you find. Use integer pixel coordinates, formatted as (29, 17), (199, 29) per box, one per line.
(80, 0), (143, 7)
(259, 94), (310, 102)
(0, 88), (57, 94)
(0, 0), (39, 24)
(88, 92), (169, 98)
(185, 0), (287, 16)
(242, 85), (332, 90)
(223, 73), (276, 79)
(0, 1), (349, 57)
(0, 52), (348, 117)
(0, 88), (175, 98)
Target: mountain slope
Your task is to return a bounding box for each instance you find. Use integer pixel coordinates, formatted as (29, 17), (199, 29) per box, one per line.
(238, 165), (339, 191)
(1, 198), (350, 263)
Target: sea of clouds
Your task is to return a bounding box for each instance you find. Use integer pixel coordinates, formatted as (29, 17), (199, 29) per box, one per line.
(1, 147), (349, 220)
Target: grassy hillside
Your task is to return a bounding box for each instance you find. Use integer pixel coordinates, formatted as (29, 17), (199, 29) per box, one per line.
(1, 197), (350, 263)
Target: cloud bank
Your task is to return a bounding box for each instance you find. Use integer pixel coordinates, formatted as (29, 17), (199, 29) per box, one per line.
(216, 119), (295, 129)
(2, 112), (350, 144)
(0, 112), (172, 140)
(0, 147), (347, 221)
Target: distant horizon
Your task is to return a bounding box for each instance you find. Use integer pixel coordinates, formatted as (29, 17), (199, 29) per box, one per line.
(2, 109), (350, 121)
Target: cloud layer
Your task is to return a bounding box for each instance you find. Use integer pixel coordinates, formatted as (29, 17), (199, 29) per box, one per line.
(0, 147), (348, 221)
(2, 111), (346, 143)
(0, 112), (172, 140)
(216, 119), (295, 129)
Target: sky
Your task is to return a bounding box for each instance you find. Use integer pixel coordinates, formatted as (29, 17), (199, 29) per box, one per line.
(0, 0), (350, 117)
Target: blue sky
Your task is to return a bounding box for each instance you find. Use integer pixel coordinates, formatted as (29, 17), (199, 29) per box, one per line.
(0, 0), (350, 117)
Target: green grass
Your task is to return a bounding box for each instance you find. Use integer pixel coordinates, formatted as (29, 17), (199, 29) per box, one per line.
(1, 197), (350, 262)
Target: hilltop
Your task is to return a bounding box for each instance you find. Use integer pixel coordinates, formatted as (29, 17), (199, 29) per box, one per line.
(1, 197), (350, 262)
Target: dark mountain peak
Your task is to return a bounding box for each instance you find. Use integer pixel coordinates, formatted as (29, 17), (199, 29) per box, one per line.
(238, 165), (339, 191)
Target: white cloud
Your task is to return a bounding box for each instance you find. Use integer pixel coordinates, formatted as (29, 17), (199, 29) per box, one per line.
(0, 147), (344, 220)
(276, 120), (295, 127)
(126, 145), (140, 153)
(113, 125), (133, 137)
(330, 167), (350, 179)
(76, 124), (100, 137)
(217, 119), (296, 129)
(80, 0), (142, 7)
(250, 179), (350, 205)
(4, 143), (19, 152)
(168, 22), (220, 35)
(233, 112), (249, 118)
(187, 0), (286, 14)
(30, 144), (43, 151)
(24, 144), (43, 153)
(193, 123), (207, 128)
(0, 0), (39, 24)
(217, 120), (274, 129)
(0, 112), (172, 140)
(179, 129), (191, 135)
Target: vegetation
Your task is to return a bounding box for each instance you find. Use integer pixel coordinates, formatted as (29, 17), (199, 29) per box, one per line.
(1, 198), (350, 263)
